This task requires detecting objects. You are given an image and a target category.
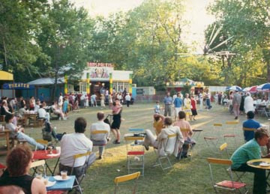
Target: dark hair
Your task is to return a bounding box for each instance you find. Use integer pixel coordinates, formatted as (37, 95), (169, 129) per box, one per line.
(97, 112), (105, 120)
(5, 114), (14, 123)
(164, 117), (172, 126)
(74, 117), (87, 133)
(7, 145), (32, 177)
(178, 111), (186, 119)
(247, 111), (255, 119)
(255, 127), (269, 141)
(154, 114), (160, 121)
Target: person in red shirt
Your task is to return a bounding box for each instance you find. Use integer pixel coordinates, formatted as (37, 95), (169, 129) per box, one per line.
(191, 95), (197, 121)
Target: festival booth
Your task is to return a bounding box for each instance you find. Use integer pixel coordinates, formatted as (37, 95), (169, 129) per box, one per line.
(166, 78), (205, 95)
(0, 70), (14, 98)
(26, 77), (69, 102)
(80, 62), (133, 96)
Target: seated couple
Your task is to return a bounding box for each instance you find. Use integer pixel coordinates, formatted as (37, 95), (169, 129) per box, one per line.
(148, 111), (195, 158)
(143, 117), (184, 157)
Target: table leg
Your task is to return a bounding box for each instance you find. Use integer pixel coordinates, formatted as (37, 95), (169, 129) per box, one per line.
(45, 161), (54, 176)
(52, 158), (60, 175)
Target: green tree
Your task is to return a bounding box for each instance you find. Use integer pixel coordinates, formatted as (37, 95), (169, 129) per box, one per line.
(208, 0), (270, 85)
(0, 0), (48, 79)
(35, 0), (94, 99)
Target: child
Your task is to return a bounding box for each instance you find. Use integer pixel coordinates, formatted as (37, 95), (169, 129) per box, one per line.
(191, 95), (198, 121)
(154, 101), (161, 114)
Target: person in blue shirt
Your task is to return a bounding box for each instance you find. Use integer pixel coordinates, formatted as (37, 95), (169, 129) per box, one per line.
(163, 92), (172, 116)
(231, 127), (270, 194)
(243, 111), (261, 142)
(174, 92), (183, 120)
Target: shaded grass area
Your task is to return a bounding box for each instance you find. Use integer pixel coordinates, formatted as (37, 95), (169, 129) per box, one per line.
(1, 103), (269, 193)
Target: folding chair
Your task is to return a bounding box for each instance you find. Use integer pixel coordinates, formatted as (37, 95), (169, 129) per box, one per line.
(30, 160), (46, 177)
(192, 129), (203, 141)
(90, 130), (109, 157)
(224, 121), (239, 147)
(154, 133), (177, 171)
(114, 171), (141, 194)
(124, 136), (145, 176)
(219, 143), (229, 158)
(207, 158), (248, 194)
(71, 151), (92, 194)
(203, 124), (222, 153)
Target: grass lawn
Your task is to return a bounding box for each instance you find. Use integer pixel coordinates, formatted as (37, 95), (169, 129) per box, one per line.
(1, 102), (269, 194)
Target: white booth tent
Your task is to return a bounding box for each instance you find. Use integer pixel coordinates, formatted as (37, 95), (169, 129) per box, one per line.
(28, 77), (65, 85)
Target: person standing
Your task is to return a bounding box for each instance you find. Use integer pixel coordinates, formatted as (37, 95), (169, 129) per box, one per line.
(125, 93), (131, 107)
(244, 92), (255, 113)
(232, 90), (242, 120)
(230, 127), (270, 194)
(111, 99), (122, 144)
(90, 112), (110, 159)
(163, 92), (172, 116)
(58, 93), (63, 109)
(190, 95), (197, 121)
(198, 91), (203, 111)
(174, 92), (183, 120)
(183, 93), (192, 120)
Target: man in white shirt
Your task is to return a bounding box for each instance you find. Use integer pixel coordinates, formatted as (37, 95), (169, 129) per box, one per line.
(125, 93), (131, 107)
(59, 117), (95, 180)
(90, 112), (110, 159)
(37, 104), (50, 121)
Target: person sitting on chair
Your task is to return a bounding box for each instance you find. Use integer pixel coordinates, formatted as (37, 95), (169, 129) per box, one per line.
(59, 117), (96, 181)
(90, 112), (110, 159)
(143, 117), (184, 157)
(173, 111), (196, 159)
(5, 114), (45, 150)
(0, 145), (46, 194)
(243, 111), (261, 142)
(231, 127), (270, 194)
(153, 114), (165, 135)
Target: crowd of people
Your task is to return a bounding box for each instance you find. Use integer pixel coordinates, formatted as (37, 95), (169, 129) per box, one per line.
(1, 89), (270, 193)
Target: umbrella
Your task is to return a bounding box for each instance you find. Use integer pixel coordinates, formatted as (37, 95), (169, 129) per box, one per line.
(242, 87), (251, 92)
(227, 86), (242, 91)
(257, 83), (270, 91)
(249, 86), (258, 93)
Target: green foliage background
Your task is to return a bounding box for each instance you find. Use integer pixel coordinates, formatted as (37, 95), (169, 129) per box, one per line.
(0, 0), (269, 91)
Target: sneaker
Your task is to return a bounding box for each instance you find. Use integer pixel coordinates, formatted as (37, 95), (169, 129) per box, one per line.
(98, 156), (102, 160)
(59, 117), (61, 121)
(115, 141), (121, 144)
(143, 144), (149, 151)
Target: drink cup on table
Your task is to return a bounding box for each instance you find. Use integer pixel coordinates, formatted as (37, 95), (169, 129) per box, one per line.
(61, 170), (68, 180)
(47, 146), (53, 154)
(43, 177), (49, 185)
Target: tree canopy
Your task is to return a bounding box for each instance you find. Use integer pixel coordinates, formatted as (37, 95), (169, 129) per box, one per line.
(0, 0), (269, 91)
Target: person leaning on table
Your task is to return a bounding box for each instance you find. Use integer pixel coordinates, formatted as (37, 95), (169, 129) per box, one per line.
(0, 145), (46, 194)
(230, 127), (270, 194)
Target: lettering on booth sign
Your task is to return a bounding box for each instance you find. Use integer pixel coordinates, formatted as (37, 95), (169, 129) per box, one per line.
(3, 83), (34, 89)
(9, 83), (29, 88)
(87, 62), (114, 68)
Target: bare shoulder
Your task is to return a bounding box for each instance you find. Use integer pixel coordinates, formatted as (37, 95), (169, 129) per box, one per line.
(32, 178), (46, 194)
